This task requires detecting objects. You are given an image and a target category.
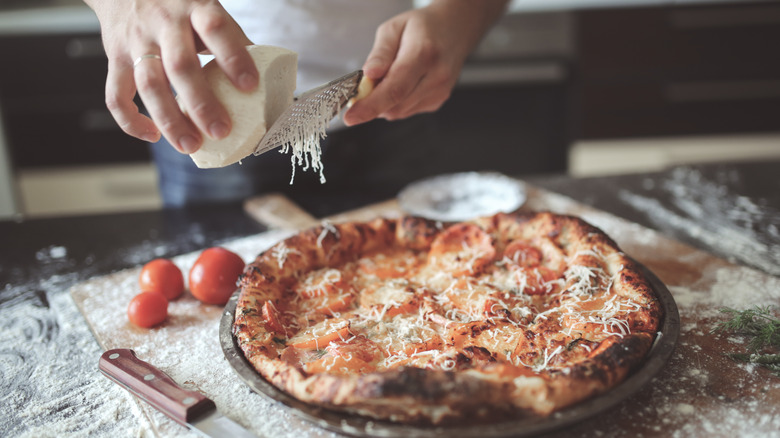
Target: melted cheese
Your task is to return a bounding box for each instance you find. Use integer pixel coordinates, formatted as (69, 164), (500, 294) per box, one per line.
(269, 224), (646, 377)
(272, 242), (298, 269)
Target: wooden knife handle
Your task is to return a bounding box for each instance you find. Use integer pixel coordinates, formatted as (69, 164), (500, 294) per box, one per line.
(99, 348), (215, 426)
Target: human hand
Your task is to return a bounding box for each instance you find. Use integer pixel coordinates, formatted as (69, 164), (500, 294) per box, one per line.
(84, 0), (258, 153)
(343, 0), (508, 126)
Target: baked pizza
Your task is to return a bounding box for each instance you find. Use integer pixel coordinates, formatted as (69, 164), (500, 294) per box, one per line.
(233, 211), (662, 424)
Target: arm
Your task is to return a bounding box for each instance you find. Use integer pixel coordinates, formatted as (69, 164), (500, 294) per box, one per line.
(83, 0), (258, 153)
(343, 0), (509, 126)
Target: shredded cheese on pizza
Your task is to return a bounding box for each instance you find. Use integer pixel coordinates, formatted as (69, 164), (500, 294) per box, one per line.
(234, 212), (662, 424)
(271, 242), (298, 269)
(267, 240), (646, 375)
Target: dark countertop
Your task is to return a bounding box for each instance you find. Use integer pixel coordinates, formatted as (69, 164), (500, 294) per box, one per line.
(1, 159), (778, 436)
(532, 160), (780, 276)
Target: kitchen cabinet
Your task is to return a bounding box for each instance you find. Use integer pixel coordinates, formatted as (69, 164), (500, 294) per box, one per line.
(0, 31), (158, 218)
(0, 33), (150, 168)
(0, 3), (156, 218)
(575, 1), (780, 139)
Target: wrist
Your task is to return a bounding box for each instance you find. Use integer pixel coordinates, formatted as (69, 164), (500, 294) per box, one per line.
(426, 0), (509, 54)
(428, 0), (509, 31)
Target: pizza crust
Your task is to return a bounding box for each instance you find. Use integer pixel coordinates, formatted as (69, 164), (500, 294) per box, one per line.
(234, 211), (663, 424)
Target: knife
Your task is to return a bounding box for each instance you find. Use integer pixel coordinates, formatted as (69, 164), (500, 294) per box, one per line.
(99, 348), (256, 438)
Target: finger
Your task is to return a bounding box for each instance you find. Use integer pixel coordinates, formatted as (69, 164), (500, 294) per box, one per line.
(133, 50), (202, 153)
(159, 26), (232, 142)
(346, 18), (444, 126)
(344, 55), (425, 126)
(191, 2), (258, 92)
(105, 58), (161, 143)
(380, 68), (455, 120)
(381, 92), (447, 121)
(362, 17), (405, 81)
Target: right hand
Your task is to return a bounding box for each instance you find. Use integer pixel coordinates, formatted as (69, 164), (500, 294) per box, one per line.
(84, 0), (258, 153)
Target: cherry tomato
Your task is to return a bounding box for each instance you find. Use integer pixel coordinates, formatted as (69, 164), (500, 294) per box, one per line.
(127, 291), (168, 328)
(139, 258), (184, 300)
(189, 247), (245, 305)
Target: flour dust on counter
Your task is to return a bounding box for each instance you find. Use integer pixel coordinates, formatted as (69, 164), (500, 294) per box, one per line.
(0, 270), (143, 437)
(1, 224), (329, 438)
(616, 166), (780, 276)
(524, 186), (780, 438)
(72, 228), (346, 438)
(648, 265), (780, 438)
(559, 265), (780, 438)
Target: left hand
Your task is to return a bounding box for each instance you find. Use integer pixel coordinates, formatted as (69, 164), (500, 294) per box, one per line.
(343, 0), (508, 126)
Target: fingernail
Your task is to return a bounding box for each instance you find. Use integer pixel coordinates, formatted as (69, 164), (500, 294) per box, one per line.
(343, 112), (363, 127)
(239, 72), (258, 91)
(178, 135), (199, 153)
(142, 131), (161, 143)
(209, 121), (230, 139)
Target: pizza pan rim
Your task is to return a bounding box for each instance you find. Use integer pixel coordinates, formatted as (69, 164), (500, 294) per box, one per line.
(219, 260), (679, 438)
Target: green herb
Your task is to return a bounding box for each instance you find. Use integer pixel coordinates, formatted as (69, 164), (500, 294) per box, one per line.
(712, 306), (780, 376)
(272, 337), (287, 346)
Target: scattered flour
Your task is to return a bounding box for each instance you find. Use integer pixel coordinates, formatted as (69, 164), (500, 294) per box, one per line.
(2, 228), (342, 438)
(525, 184), (780, 438)
(1, 270), (144, 437)
(68, 228), (348, 438)
(617, 166), (780, 276)
(675, 403), (695, 415)
(669, 264), (780, 319)
(35, 245), (67, 261)
(5, 183), (779, 438)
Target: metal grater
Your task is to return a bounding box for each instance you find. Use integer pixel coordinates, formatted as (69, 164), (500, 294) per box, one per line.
(252, 70), (363, 157)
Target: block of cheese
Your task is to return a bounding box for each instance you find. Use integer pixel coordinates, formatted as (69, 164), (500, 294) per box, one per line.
(189, 45), (297, 168)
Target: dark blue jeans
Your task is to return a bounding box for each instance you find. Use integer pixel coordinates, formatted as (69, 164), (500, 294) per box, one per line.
(150, 135), (296, 207)
(150, 116), (441, 207)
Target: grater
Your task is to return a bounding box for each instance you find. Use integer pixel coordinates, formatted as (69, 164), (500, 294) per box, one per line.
(252, 70), (363, 157)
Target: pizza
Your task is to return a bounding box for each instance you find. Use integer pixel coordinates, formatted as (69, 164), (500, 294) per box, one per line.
(233, 211), (662, 424)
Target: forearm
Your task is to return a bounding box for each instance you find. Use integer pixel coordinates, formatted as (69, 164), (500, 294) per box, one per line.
(427, 0), (510, 50)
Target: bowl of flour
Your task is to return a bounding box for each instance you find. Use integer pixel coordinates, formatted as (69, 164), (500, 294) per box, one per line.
(398, 172), (526, 222)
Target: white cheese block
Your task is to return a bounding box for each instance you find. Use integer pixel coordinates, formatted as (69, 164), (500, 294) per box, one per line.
(188, 45), (297, 168)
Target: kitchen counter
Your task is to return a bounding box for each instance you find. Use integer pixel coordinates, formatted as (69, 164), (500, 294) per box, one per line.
(0, 160), (778, 437)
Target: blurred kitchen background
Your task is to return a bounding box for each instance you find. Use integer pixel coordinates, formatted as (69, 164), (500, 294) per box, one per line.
(1, 0), (778, 219)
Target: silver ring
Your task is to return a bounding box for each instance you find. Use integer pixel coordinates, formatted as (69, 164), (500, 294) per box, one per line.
(133, 54), (162, 68)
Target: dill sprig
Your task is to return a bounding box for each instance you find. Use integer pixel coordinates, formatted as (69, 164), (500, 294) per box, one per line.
(713, 306), (780, 376)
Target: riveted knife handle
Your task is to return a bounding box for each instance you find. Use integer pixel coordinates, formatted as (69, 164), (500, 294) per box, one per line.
(99, 348), (216, 426)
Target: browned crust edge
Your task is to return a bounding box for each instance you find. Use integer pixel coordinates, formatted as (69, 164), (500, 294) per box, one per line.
(233, 211), (663, 425)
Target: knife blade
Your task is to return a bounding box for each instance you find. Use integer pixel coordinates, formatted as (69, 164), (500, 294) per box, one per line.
(99, 348), (256, 438)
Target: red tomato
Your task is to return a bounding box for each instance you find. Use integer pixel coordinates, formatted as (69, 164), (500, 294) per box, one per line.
(139, 258), (184, 300)
(127, 292), (168, 328)
(189, 247), (245, 305)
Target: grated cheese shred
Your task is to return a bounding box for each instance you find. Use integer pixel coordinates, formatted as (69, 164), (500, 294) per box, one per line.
(277, 85), (354, 185)
(268, 221), (648, 379)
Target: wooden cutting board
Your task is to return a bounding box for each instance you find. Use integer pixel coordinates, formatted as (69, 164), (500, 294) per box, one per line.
(71, 185), (780, 438)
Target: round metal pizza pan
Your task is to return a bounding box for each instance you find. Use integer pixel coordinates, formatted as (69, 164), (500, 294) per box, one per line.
(220, 262), (679, 438)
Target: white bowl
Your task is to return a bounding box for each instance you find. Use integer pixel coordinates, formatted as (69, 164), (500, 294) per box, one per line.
(398, 172), (526, 222)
